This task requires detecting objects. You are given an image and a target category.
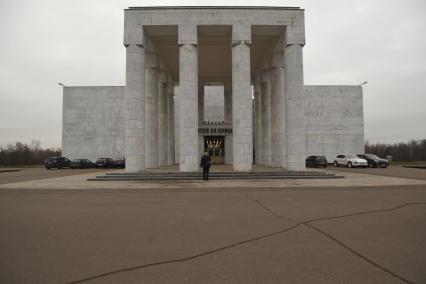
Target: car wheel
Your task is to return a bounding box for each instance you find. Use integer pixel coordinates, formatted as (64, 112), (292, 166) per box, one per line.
(368, 162), (373, 168)
(324, 165), (327, 168)
(334, 161), (338, 167)
(347, 162), (353, 168)
(45, 167), (51, 170)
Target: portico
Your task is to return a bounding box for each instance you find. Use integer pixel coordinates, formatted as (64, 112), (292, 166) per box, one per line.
(123, 6), (307, 172)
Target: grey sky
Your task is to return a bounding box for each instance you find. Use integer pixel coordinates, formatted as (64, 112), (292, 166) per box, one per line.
(0, 0), (425, 148)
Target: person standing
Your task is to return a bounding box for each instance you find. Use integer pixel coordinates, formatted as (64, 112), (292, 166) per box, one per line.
(200, 152), (211, 180)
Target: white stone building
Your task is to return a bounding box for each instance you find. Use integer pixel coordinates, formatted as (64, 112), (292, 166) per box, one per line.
(62, 6), (364, 172)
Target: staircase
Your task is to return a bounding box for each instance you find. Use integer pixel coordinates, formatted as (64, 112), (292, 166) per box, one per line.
(88, 171), (343, 181)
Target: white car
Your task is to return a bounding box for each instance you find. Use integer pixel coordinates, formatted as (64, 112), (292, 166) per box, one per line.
(334, 154), (368, 168)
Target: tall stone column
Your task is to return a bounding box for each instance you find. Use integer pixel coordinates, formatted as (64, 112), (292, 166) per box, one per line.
(144, 42), (159, 169)
(197, 85), (204, 159)
(178, 24), (198, 172)
(224, 80), (232, 124)
(124, 32), (145, 172)
(284, 42), (305, 170)
(271, 43), (286, 168)
(232, 23), (252, 171)
(224, 80), (233, 164)
(198, 85), (204, 123)
(166, 76), (175, 165)
(198, 85), (204, 159)
(261, 69), (272, 166)
(174, 86), (180, 164)
(254, 75), (262, 165)
(158, 69), (168, 167)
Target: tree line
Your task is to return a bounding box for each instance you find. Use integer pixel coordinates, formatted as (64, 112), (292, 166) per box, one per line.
(0, 141), (61, 166)
(365, 139), (426, 162)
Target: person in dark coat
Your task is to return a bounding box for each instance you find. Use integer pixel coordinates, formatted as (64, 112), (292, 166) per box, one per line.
(200, 152), (211, 180)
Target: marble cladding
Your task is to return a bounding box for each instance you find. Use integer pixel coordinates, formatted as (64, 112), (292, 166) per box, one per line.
(304, 85), (364, 162)
(62, 86), (125, 162)
(204, 86), (225, 123)
(62, 8), (364, 172)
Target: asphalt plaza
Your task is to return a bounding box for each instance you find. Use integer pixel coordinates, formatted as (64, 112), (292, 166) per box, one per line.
(0, 166), (425, 283)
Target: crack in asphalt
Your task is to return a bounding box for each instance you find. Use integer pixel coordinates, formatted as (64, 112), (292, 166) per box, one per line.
(304, 223), (415, 284)
(240, 192), (424, 284)
(67, 198), (426, 284)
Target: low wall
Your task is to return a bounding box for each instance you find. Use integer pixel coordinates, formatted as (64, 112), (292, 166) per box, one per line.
(62, 86), (125, 162)
(304, 85), (364, 162)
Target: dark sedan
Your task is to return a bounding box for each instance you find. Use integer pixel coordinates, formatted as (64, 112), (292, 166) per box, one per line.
(44, 157), (71, 170)
(306, 155), (328, 168)
(357, 154), (389, 168)
(115, 158), (125, 168)
(70, 159), (96, 169)
(95, 158), (116, 168)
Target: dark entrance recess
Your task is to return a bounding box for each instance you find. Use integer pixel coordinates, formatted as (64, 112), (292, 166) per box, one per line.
(204, 136), (225, 164)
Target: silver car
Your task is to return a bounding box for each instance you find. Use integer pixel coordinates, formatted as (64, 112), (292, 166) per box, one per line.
(334, 154), (368, 168)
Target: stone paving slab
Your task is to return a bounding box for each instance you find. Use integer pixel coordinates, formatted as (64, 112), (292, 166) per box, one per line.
(333, 165), (426, 180)
(0, 168), (425, 190)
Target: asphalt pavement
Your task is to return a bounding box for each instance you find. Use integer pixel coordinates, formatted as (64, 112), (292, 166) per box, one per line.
(0, 166), (425, 283)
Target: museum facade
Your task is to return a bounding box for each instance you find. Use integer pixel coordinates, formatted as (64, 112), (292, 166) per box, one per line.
(62, 6), (364, 172)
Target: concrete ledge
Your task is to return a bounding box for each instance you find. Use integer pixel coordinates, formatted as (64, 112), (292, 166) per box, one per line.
(403, 165), (426, 169)
(127, 6), (301, 10)
(0, 169), (22, 173)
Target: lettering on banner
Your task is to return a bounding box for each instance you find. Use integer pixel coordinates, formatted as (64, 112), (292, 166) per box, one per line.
(198, 127), (233, 134)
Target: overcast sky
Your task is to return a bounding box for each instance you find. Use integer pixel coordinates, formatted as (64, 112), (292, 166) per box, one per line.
(0, 0), (425, 148)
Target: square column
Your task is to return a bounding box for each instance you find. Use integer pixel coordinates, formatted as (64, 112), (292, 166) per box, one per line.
(158, 69), (168, 167)
(198, 86), (204, 123)
(232, 23), (252, 171)
(224, 80), (232, 124)
(271, 42), (286, 168)
(174, 86), (180, 164)
(124, 27), (145, 172)
(178, 24), (198, 172)
(261, 69), (272, 166)
(224, 80), (233, 164)
(144, 42), (159, 169)
(166, 76), (175, 165)
(284, 41), (306, 170)
(254, 75), (262, 164)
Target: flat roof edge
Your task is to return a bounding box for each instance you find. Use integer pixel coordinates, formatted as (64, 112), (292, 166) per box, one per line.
(63, 86), (125, 88)
(127, 6), (301, 11)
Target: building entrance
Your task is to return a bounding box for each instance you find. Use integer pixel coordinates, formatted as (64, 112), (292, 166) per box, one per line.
(204, 136), (225, 164)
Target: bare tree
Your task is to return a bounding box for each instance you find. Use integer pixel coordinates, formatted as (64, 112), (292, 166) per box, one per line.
(0, 141), (61, 166)
(365, 139), (426, 161)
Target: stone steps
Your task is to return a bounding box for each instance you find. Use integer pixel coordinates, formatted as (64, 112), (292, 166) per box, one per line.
(88, 171), (343, 181)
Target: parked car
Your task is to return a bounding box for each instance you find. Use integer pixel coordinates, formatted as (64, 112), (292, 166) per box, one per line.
(70, 159), (96, 169)
(334, 154), (368, 168)
(357, 154), (389, 168)
(44, 157), (71, 170)
(95, 158), (115, 168)
(306, 155), (328, 168)
(115, 158), (125, 168)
